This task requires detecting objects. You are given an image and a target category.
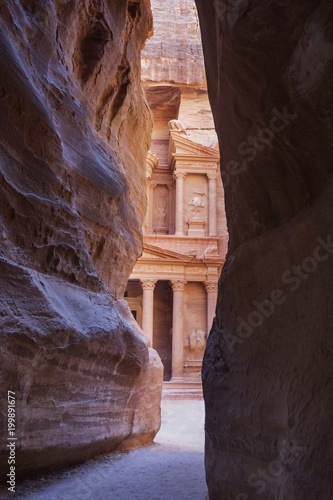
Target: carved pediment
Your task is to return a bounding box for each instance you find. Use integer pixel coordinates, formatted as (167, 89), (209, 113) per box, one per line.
(168, 131), (220, 167)
(140, 244), (194, 263)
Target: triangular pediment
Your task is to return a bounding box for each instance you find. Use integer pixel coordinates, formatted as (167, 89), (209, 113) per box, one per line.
(140, 244), (194, 262)
(168, 131), (219, 161)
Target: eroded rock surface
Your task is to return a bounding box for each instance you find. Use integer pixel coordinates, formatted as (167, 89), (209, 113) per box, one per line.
(141, 0), (217, 162)
(141, 0), (205, 85)
(195, 1), (333, 499)
(0, 0), (163, 477)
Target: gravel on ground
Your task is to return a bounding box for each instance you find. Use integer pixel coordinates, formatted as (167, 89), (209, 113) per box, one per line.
(0, 400), (208, 500)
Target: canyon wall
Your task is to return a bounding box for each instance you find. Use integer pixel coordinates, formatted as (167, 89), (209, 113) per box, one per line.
(0, 0), (163, 477)
(195, 1), (333, 499)
(141, 0), (205, 85)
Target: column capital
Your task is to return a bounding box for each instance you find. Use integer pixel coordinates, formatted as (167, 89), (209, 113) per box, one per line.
(149, 181), (158, 189)
(141, 279), (157, 290)
(207, 172), (218, 181)
(204, 281), (218, 292)
(173, 171), (187, 180)
(170, 279), (186, 292)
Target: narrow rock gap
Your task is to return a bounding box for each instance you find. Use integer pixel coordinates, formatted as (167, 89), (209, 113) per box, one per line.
(0, 0), (218, 498)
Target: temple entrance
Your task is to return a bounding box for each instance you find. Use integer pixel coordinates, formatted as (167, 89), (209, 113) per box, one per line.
(153, 281), (173, 381)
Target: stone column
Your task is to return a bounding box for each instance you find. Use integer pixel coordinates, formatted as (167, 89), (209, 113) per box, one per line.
(148, 182), (157, 234)
(173, 171), (186, 236)
(167, 182), (174, 235)
(170, 279), (186, 380)
(143, 179), (150, 234)
(141, 279), (157, 346)
(207, 172), (217, 237)
(205, 281), (218, 335)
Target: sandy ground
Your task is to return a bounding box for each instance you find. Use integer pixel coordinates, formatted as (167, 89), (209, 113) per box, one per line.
(1, 400), (208, 500)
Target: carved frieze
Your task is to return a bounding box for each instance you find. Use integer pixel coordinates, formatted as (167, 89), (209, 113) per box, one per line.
(176, 162), (219, 170)
(134, 264), (181, 274)
(185, 266), (205, 274)
(207, 266), (220, 274)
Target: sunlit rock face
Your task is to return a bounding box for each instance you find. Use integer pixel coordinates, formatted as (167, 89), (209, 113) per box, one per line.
(141, 0), (218, 158)
(141, 0), (205, 85)
(195, 1), (333, 499)
(0, 0), (163, 477)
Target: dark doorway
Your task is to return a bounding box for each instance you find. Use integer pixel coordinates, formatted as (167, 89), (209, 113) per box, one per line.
(153, 280), (173, 381)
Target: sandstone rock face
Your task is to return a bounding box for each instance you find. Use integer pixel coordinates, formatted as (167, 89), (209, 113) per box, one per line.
(141, 0), (218, 160)
(0, 0), (163, 477)
(142, 0), (205, 85)
(195, 1), (333, 499)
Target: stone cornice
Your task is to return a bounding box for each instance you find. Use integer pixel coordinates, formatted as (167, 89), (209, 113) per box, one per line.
(172, 159), (220, 174)
(173, 156), (219, 164)
(144, 235), (220, 243)
(136, 259), (224, 267)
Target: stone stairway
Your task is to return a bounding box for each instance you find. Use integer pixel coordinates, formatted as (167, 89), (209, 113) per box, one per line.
(162, 380), (203, 400)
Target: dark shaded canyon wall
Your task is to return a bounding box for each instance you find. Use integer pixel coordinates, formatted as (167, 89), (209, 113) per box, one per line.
(0, 0), (163, 477)
(195, 1), (333, 499)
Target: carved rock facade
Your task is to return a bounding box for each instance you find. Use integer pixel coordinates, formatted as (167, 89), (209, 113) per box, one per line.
(124, 0), (226, 389)
(126, 122), (227, 384)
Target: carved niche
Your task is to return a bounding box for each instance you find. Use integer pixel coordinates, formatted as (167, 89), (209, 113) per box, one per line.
(187, 192), (206, 237)
(184, 173), (208, 237)
(153, 184), (169, 234)
(184, 329), (207, 376)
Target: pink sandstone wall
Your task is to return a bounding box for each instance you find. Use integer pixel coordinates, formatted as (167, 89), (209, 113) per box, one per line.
(195, 1), (333, 498)
(0, 0), (163, 478)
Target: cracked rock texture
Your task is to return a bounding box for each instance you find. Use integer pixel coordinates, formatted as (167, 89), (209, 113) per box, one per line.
(0, 0), (163, 477)
(195, 1), (333, 499)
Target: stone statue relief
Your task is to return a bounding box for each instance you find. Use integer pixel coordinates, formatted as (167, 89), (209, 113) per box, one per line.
(154, 185), (169, 232)
(157, 202), (168, 224)
(187, 192), (205, 219)
(168, 119), (187, 137)
(188, 329), (207, 355)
